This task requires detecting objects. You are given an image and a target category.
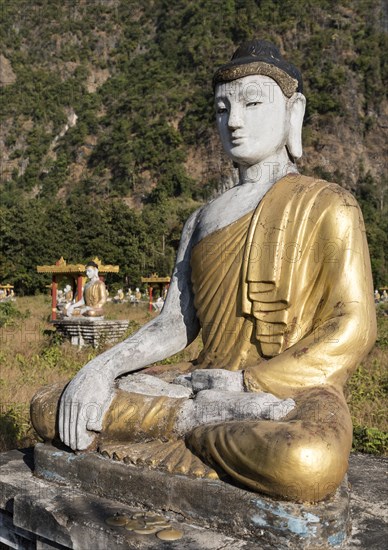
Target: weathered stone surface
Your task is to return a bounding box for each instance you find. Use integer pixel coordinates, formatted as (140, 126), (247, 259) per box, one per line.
(53, 318), (129, 347)
(0, 449), (265, 549)
(118, 373), (192, 398)
(0, 511), (36, 549)
(1, 448), (387, 549)
(346, 453), (388, 549)
(33, 443), (350, 548)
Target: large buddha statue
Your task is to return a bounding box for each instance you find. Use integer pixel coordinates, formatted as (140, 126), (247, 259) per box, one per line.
(31, 40), (376, 503)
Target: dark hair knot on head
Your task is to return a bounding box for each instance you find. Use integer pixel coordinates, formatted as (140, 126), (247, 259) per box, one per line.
(86, 261), (99, 269)
(232, 39), (282, 61)
(213, 39), (303, 97)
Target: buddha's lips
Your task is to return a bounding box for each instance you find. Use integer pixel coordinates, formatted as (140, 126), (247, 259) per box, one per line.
(230, 134), (245, 144)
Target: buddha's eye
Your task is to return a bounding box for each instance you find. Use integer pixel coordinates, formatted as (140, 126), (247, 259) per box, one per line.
(217, 106), (228, 114)
(246, 101), (261, 107)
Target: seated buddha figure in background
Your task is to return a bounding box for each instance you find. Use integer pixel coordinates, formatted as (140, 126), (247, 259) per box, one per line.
(65, 261), (107, 317)
(31, 40), (376, 503)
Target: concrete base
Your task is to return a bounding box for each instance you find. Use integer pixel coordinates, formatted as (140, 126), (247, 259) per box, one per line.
(1, 448), (256, 550)
(1, 446), (386, 550)
(34, 443), (350, 548)
(53, 319), (129, 347)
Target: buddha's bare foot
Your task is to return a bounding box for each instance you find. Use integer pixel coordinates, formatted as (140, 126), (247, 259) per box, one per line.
(99, 440), (219, 479)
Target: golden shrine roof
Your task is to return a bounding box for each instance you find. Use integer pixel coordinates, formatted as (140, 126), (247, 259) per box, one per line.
(37, 257), (119, 274)
(141, 272), (170, 283)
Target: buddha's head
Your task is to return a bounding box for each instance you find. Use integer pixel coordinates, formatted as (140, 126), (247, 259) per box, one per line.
(85, 261), (99, 280)
(213, 40), (306, 168)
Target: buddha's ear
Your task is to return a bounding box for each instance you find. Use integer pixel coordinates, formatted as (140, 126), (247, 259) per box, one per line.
(286, 93), (306, 160)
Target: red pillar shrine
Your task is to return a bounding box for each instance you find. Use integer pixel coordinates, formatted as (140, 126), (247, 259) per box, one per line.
(37, 257), (120, 320)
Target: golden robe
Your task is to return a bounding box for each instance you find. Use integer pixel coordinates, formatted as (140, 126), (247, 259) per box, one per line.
(84, 279), (107, 309)
(191, 173), (376, 397)
(187, 173), (376, 500)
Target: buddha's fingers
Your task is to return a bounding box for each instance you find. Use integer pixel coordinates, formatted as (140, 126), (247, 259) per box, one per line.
(69, 399), (79, 450)
(77, 410), (96, 451)
(58, 396), (69, 447)
(58, 400), (64, 443)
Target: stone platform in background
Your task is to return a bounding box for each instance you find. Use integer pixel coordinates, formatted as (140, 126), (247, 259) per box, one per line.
(53, 318), (129, 347)
(2, 445), (386, 549)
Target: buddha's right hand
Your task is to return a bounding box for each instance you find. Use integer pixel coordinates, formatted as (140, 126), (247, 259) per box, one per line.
(173, 369), (245, 393)
(58, 366), (115, 451)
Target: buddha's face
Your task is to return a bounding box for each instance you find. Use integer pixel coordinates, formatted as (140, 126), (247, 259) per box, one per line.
(86, 266), (98, 279)
(215, 74), (291, 166)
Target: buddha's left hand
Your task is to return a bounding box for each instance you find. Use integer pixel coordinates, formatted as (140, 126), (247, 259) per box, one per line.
(173, 369), (245, 393)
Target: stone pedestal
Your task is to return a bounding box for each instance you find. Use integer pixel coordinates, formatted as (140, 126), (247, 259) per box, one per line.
(1, 446), (387, 549)
(1, 448), (252, 550)
(35, 444), (350, 548)
(53, 318), (129, 347)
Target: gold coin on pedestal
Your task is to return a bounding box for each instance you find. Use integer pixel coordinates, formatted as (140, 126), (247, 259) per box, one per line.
(156, 528), (184, 541)
(105, 515), (129, 527)
(124, 519), (146, 531)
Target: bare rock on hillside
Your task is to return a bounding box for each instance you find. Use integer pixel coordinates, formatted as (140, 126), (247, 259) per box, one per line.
(0, 55), (16, 86)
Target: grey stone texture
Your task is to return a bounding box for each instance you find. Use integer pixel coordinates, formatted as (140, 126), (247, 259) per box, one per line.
(53, 319), (129, 348)
(118, 373), (192, 398)
(0, 446), (387, 549)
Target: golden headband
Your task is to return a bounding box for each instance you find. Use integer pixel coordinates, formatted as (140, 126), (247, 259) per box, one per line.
(213, 61), (299, 98)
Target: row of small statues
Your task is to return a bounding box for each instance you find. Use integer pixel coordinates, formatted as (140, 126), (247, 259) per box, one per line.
(374, 289), (388, 303)
(113, 289), (166, 312)
(112, 288), (145, 303)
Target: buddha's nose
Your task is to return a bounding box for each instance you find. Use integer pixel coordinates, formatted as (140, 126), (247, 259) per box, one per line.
(227, 106), (243, 130)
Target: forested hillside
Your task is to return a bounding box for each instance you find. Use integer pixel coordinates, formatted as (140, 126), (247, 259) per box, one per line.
(1, 0), (387, 293)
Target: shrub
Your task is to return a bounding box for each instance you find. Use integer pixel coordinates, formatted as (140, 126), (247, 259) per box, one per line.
(0, 302), (29, 328)
(352, 426), (388, 454)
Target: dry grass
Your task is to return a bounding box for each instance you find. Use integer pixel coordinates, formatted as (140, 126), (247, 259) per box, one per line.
(0, 296), (387, 454)
(0, 295), (159, 450)
(346, 347), (387, 430)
